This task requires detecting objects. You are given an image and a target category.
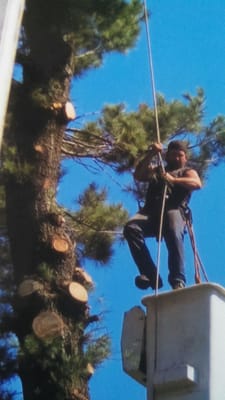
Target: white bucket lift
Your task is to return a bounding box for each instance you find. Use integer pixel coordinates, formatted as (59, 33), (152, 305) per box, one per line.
(121, 305), (146, 386)
(121, 283), (225, 400)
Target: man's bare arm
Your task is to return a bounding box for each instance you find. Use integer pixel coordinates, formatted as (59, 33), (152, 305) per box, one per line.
(164, 169), (202, 190)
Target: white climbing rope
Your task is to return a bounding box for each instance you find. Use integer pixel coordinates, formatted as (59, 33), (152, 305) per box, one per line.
(143, 0), (166, 294)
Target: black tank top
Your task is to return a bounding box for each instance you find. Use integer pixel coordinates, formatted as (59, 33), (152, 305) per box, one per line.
(142, 167), (191, 216)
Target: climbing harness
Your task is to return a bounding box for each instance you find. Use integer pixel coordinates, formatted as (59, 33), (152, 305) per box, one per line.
(186, 219), (208, 284)
(180, 206), (208, 283)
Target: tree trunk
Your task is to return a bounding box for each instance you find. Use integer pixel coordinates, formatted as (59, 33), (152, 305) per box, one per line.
(4, 69), (90, 399)
(5, 105), (66, 280)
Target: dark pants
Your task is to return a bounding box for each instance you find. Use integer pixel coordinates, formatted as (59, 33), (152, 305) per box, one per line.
(123, 209), (186, 288)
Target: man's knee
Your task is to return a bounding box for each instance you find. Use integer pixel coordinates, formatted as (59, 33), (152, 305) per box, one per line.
(123, 222), (133, 239)
(165, 227), (184, 243)
(123, 221), (140, 240)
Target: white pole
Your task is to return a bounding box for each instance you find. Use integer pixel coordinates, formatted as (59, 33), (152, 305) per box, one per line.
(0, 0), (25, 149)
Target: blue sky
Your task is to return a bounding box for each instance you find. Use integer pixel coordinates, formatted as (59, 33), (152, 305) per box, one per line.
(6, 1), (225, 399)
(57, 1), (225, 400)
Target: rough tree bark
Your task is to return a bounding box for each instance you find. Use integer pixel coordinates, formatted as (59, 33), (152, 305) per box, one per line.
(4, 45), (92, 399)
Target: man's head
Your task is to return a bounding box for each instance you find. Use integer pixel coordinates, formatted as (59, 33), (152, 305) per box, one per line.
(165, 140), (188, 169)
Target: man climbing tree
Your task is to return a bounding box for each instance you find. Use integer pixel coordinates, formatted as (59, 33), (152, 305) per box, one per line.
(123, 140), (202, 291)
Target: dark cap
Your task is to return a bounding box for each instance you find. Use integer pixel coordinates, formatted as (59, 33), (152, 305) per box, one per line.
(167, 140), (188, 154)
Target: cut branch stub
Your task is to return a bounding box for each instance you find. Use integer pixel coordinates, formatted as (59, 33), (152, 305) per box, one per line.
(32, 310), (64, 339)
(18, 279), (43, 297)
(52, 234), (70, 253)
(50, 101), (76, 121)
(50, 102), (63, 110)
(43, 178), (53, 190)
(34, 144), (45, 154)
(86, 363), (95, 377)
(73, 389), (88, 400)
(49, 213), (65, 227)
(75, 267), (94, 287)
(67, 282), (88, 304)
(64, 101), (76, 121)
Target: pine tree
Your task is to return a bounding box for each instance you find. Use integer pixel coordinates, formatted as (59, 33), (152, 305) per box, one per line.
(1, 1), (143, 399)
(63, 89), (225, 178)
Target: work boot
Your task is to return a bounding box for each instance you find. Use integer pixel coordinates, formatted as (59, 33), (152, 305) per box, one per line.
(135, 275), (151, 289)
(172, 281), (185, 290)
(135, 273), (163, 290)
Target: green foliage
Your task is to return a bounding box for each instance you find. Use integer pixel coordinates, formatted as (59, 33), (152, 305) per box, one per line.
(20, 0), (143, 80)
(21, 334), (83, 399)
(0, 236), (18, 396)
(71, 89), (207, 173)
(0, 232), (15, 398)
(69, 183), (128, 263)
(2, 146), (35, 182)
(0, 186), (6, 209)
(0, 333), (18, 381)
(155, 89), (204, 138)
(84, 334), (110, 368)
(68, 87), (225, 180)
(194, 115), (225, 176)
(20, 329), (110, 399)
(36, 263), (54, 283)
(2, 147), (18, 175)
